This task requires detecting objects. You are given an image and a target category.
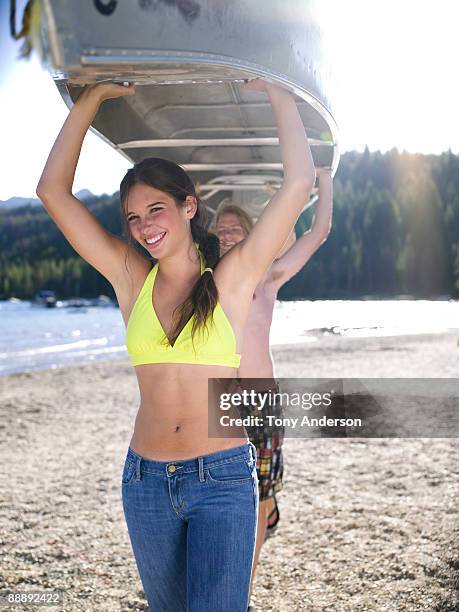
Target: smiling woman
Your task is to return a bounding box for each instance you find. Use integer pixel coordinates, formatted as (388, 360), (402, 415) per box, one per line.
(35, 79), (315, 612)
(213, 202), (254, 255)
(119, 157), (222, 347)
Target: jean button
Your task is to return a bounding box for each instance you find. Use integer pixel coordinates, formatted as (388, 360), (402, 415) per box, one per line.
(168, 465), (176, 473)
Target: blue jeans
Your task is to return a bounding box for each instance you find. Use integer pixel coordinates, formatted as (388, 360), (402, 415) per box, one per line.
(121, 441), (259, 612)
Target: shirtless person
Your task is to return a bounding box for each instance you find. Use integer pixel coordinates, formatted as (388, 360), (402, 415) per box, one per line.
(214, 168), (333, 608)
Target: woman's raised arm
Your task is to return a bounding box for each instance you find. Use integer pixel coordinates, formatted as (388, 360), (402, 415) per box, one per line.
(229, 80), (316, 288)
(36, 83), (143, 287)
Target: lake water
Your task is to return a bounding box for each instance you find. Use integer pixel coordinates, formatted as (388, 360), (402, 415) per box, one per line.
(0, 299), (458, 376)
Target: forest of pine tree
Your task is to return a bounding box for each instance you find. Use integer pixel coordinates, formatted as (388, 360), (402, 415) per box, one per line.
(1, 148), (458, 301)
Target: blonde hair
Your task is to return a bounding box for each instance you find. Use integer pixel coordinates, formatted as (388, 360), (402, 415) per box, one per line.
(213, 201), (254, 237)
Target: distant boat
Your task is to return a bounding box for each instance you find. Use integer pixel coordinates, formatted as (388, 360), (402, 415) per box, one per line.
(90, 295), (115, 307)
(32, 290), (57, 308)
(65, 298), (92, 308)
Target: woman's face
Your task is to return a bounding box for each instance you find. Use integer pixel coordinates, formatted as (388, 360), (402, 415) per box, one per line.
(215, 212), (248, 255)
(125, 183), (195, 257)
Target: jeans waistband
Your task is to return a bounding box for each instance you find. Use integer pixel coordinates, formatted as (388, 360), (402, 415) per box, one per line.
(126, 441), (257, 476)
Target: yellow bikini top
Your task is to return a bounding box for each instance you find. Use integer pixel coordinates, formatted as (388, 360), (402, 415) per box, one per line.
(125, 249), (241, 368)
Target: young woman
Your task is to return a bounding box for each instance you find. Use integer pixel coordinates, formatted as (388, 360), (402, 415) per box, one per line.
(36, 78), (315, 612)
(214, 168), (333, 609)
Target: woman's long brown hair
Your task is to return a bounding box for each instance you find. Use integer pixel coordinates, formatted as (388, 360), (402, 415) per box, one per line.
(119, 157), (219, 347)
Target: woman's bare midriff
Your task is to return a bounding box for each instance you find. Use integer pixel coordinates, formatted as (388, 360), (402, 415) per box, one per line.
(129, 362), (248, 461)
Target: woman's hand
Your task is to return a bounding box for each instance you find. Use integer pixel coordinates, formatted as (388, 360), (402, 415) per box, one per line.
(76, 82), (136, 107)
(240, 78), (291, 99)
(315, 166), (332, 178)
(263, 180), (280, 195)
(240, 77), (269, 93)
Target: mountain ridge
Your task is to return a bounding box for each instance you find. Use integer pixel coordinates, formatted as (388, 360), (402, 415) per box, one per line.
(0, 189), (95, 208)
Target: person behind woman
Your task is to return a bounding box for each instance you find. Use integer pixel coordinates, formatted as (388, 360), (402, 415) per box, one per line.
(214, 167), (333, 609)
(36, 78), (315, 612)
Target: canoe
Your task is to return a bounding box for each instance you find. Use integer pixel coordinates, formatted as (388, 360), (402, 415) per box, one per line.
(35, 0), (339, 217)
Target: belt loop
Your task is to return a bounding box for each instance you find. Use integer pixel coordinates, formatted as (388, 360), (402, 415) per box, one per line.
(135, 456), (141, 481)
(198, 456), (205, 482)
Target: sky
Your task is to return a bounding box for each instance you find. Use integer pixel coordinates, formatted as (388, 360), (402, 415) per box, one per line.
(0, 0), (458, 200)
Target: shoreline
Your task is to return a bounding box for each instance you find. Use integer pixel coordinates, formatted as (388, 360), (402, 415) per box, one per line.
(0, 332), (458, 610)
(1, 327), (458, 379)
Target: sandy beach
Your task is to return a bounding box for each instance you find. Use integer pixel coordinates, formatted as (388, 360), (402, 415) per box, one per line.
(1, 330), (458, 611)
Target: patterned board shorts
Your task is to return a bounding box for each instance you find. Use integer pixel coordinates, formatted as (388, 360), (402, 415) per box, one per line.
(237, 382), (285, 501)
